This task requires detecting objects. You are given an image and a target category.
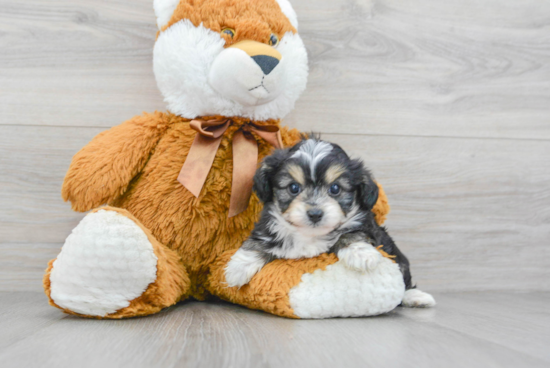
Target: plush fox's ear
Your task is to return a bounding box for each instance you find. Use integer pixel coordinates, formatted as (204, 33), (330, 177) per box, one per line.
(275, 0), (299, 30)
(154, 0), (180, 30)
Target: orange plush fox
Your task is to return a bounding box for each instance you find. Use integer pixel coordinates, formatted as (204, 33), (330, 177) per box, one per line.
(43, 0), (415, 319)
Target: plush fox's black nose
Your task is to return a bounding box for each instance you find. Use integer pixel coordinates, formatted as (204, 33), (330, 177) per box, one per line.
(307, 208), (324, 224)
(251, 55), (279, 75)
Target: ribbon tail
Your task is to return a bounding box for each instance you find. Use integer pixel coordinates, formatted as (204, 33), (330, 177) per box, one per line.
(228, 130), (259, 217)
(178, 133), (224, 197)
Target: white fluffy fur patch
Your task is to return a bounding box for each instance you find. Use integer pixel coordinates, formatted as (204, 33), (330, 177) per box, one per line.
(402, 289), (437, 308)
(208, 47), (285, 106)
(154, 0), (180, 29)
(225, 249), (266, 287)
(154, 20), (308, 121)
(49, 210), (158, 317)
(266, 208), (338, 259)
(289, 257), (405, 318)
(291, 140), (333, 181)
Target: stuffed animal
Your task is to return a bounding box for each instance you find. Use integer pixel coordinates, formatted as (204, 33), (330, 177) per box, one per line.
(43, 0), (428, 320)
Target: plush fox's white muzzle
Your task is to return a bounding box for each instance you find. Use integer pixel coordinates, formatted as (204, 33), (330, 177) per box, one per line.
(209, 40), (286, 106)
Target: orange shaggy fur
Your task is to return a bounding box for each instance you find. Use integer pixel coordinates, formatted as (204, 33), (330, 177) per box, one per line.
(162, 0), (296, 45)
(44, 0), (392, 318)
(45, 112), (390, 318)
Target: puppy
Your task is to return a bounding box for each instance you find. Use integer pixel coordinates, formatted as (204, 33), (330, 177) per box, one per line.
(225, 138), (435, 307)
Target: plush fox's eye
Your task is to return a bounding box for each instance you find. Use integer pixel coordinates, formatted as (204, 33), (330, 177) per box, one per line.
(221, 28), (235, 38)
(269, 33), (279, 46)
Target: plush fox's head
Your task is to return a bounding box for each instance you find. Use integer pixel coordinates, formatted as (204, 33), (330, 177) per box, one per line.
(153, 0), (308, 121)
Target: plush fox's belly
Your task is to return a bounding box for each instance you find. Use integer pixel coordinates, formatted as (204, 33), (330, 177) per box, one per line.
(111, 119), (299, 297)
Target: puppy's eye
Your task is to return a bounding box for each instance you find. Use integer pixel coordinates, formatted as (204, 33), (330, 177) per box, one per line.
(221, 28), (235, 38)
(329, 183), (341, 196)
(269, 33), (279, 46)
(288, 183), (301, 195)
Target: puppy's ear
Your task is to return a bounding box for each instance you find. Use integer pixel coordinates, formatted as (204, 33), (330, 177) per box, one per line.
(253, 149), (289, 203)
(360, 177), (379, 211)
(352, 159), (379, 211)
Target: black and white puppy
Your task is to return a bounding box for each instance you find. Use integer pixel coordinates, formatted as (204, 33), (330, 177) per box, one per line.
(225, 138), (435, 307)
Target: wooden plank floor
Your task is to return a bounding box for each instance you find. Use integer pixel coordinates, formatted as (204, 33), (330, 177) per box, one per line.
(0, 291), (549, 368)
(1, 1), (550, 366)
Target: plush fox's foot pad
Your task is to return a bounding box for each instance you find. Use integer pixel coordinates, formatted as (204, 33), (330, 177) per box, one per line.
(289, 257), (405, 318)
(47, 209), (159, 317)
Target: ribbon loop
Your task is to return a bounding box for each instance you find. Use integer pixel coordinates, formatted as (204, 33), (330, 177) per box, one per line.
(190, 119), (230, 138)
(250, 124), (284, 150)
(178, 118), (284, 217)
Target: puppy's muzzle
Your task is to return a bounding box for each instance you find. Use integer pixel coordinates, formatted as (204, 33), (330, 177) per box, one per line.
(307, 208), (324, 224)
(229, 40), (282, 75)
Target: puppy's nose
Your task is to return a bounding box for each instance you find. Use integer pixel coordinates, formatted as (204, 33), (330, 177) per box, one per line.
(307, 208), (324, 224)
(251, 55), (279, 75)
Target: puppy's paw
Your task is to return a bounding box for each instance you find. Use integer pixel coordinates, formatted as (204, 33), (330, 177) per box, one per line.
(402, 289), (436, 308)
(337, 242), (383, 272)
(224, 249), (266, 288)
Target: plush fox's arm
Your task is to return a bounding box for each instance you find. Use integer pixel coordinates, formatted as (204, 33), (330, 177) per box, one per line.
(62, 112), (171, 212)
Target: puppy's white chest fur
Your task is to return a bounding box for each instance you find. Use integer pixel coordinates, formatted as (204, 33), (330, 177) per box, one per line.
(271, 232), (336, 259)
(267, 210), (338, 259)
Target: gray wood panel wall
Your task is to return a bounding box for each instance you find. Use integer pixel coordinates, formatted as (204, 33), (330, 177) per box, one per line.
(1, 0), (549, 292)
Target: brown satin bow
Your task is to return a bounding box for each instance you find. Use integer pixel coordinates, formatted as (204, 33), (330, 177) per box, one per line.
(177, 118), (284, 217)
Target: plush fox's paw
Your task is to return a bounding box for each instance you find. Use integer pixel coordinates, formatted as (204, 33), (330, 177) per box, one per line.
(48, 209), (158, 317)
(402, 289), (436, 308)
(209, 251), (406, 319)
(337, 242), (383, 272)
(224, 249), (266, 288)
